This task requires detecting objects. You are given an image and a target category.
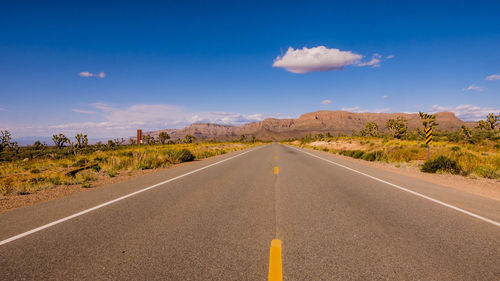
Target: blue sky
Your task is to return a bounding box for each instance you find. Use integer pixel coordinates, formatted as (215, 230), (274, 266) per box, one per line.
(1, 0), (499, 139)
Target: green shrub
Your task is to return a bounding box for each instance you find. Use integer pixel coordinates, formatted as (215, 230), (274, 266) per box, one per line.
(164, 149), (195, 164)
(351, 150), (365, 159)
(81, 182), (92, 188)
(30, 168), (41, 174)
(91, 164), (101, 172)
(76, 171), (98, 182)
(28, 176), (48, 185)
(0, 178), (15, 195)
(48, 175), (62, 185)
(421, 156), (461, 174)
(73, 158), (89, 167)
(107, 170), (117, 177)
(362, 151), (387, 162)
(93, 156), (106, 163)
(474, 166), (499, 179)
(450, 146), (460, 152)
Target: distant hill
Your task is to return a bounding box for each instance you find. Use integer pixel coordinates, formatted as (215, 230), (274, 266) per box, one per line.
(147, 110), (471, 141)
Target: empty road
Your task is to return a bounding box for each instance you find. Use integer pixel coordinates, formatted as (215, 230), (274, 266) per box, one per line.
(1, 143), (499, 280)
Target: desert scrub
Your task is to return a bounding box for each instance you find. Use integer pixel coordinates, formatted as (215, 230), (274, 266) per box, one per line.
(0, 177), (15, 195)
(474, 165), (499, 179)
(0, 142), (260, 196)
(291, 137), (499, 179)
(420, 156), (461, 175)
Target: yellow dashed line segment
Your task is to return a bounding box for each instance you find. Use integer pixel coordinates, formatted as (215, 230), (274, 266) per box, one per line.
(274, 166), (279, 175)
(268, 239), (283, 281)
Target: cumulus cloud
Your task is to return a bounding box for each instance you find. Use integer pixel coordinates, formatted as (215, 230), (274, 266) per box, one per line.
(272, 46), (363, 73)
(321, 99), (332, 105)
(72, 109), (97, 114)
(462, 85), (482, 92)
(78, 71), (106, 78)
(430, 104), (500, 121)
(486, 74), (500, 81)
(382, 95), (389, 99)
(386, 55), (395, 59)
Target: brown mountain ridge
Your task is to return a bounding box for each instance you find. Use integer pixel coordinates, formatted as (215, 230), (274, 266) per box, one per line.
(148, 110), (470, 141)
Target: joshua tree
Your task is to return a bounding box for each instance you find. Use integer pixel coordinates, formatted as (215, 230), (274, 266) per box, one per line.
(475, 113), (499, 131)
(251, 135), (256, 143)
(418, 111), (439, 129)
(239, 134), (247, 142)
(159, 132), (171, 144)
(460, 125), (472, 140)
(486, 113), (499, 130)
(142, 135), (156, 145)
(75, 134), (88, 149)
(0, 130), (12, 152)
(385, 117), (408, 139)
(52, 134), (70, 149)
(114, 138), (125, 146)
(360, 122), (379, 137)
(184, 134), (195, 144)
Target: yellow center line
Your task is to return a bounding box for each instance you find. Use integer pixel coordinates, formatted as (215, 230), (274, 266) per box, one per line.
(268, 239), (282, 281)
(274, 166), (279, 175)
(274, 156), (277, 159)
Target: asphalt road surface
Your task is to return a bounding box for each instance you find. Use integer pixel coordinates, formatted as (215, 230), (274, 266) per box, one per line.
(1, 143), (499, 280)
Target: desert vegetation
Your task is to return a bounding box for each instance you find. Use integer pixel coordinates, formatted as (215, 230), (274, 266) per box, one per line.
(0, 131), (262, 197)
(286, 112), (500, 180)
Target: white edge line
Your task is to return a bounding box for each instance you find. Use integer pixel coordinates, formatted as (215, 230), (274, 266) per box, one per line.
(288, 145), (500, 228)
(0, 145), (266, 246)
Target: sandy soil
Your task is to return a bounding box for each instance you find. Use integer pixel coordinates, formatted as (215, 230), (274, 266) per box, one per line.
(305, 146), (500, 202)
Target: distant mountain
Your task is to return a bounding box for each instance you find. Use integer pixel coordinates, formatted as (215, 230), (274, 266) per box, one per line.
(147, 110), (470, 141)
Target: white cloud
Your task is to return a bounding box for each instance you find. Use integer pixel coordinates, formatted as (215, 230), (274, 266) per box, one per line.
(272, 46), (363, 74)
(188, 111), (283, 126)
(386, 55), (394, 59)
(341, 107), (391, 113)
(341, 106), (362, 112)
(462, 85), (482, 92)
(486, 74), (500, 81)
(72, 109), (97, 114)
(321, 99), (332, 105)
(0, 107), (7, 111)
(382, 95), (389, 99)
(358, 53), (382, 67)
(430, 104), (500, 121)
(91, 102), (114, 111)
(79, 71), (106, 78)
(23, 103), (291, 138)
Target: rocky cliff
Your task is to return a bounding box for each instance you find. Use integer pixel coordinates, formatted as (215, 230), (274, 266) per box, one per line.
(148, 110), (467, 141)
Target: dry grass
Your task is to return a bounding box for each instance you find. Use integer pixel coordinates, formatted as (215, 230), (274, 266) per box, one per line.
(0, 142), (260, 196)
(289, 137), (500, 179)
